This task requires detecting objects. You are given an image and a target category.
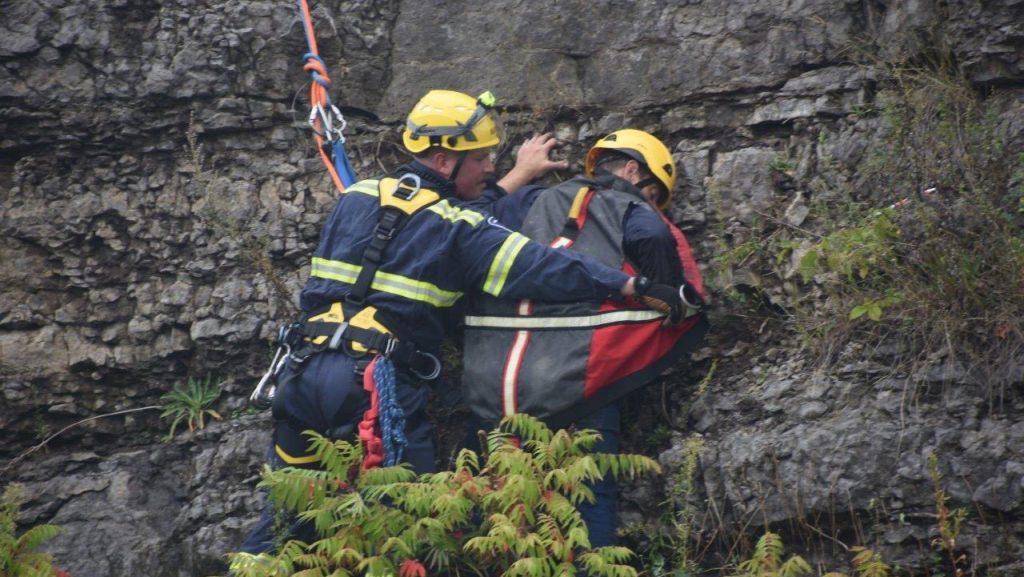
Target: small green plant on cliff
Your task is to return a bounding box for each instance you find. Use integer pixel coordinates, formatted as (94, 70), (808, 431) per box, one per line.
(668, 435), (705, 575)
(622, 434), (705, 577)
(160, 375), (223, 440)
(728, 532), (811, 577)
(0, 483), (62, 577)
(928, 453), (968, 577)
(728, 533), (891, 577)
(813, 57), (1022, 394)
(227, 414), (661, 577)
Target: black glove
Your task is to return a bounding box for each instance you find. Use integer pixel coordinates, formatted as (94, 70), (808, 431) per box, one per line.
(634, 277), (704, 325)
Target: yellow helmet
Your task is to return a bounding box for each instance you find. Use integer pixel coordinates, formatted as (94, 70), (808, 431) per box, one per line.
(585, 129), (677, 209)
(402, 90), (502, 153)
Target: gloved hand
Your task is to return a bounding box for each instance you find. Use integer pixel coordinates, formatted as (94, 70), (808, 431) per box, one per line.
(634, 277), (704, 326)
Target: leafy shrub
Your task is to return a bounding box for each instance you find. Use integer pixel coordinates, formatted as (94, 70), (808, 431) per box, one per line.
(227, 414), (661, 577)
(715, 54), (1024, 397)
(1, 483), (63, 577)
(160, 375), (223, 440)
(807, 59), (1023, 393)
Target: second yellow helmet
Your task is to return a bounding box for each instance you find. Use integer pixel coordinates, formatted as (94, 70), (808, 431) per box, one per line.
(585, 129), (677, 209)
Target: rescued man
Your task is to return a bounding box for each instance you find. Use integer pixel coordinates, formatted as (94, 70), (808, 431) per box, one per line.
(461, 129), (710, 547)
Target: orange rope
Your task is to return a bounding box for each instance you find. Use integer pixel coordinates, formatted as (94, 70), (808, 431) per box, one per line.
(297, 0), (347, 193)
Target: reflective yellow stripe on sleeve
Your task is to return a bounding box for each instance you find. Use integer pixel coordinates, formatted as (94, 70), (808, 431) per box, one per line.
(483, 232), (530, 296)
(343, 180), (380, 197)
(311, 257), (463, 307)
(427, 200), (485, 226)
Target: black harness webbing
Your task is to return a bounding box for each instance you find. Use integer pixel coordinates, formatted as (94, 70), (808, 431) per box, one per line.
(345, 174), (442, 307)
(297, 319), (440, 380)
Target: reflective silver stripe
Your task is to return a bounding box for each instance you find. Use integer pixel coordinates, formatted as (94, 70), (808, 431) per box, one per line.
(465, 309), (665, 329)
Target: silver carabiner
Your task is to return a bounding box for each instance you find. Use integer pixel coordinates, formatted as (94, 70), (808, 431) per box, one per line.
(250, 344), (287, 410)
(410, 352), (442, 381)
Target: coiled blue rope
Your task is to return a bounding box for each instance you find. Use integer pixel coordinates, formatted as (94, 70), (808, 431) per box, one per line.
(373, 356), (407, 466)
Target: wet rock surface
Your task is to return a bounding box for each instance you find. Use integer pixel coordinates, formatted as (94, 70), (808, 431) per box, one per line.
(2, 0), (1023, 575)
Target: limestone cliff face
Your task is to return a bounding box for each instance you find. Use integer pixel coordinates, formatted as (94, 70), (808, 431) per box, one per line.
(1, 1), (1022, 575)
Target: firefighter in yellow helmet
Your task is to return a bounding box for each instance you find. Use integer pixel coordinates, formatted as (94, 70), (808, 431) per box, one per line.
(238, 94), (692, 554)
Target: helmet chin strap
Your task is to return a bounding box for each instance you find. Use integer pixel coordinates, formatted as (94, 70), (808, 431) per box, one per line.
(635, 176), (660, 190)
(448, 150), (468, 186)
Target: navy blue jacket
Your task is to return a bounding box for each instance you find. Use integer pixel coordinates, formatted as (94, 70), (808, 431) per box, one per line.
(299, 161), (631, 354)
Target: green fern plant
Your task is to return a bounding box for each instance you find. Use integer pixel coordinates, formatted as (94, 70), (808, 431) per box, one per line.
(731, 533), (891, 577)
(0, 483), (63, 577)
(729, 532), (811, 577)
(159, 375), (223, 440)
(227, 414), (661, 577)
(848, 546), (892, 577)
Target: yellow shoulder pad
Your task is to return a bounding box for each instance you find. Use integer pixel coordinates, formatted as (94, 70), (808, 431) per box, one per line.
(378, 176), (441, 215)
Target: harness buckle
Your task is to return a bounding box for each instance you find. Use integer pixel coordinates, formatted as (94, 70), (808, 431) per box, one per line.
(373, 222), (397, 240)
(393, 173), (422, 200)
(328, 322), (350, 350)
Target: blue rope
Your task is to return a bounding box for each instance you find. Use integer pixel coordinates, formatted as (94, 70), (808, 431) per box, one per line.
(302, 53), (332, 92)
(373, 356), (407, 466)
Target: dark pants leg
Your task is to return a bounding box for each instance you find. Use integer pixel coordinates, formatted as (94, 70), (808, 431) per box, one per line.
(238, 355), (436, 555)
(575, 402), (621, 548)
(237, 447), (320, 554)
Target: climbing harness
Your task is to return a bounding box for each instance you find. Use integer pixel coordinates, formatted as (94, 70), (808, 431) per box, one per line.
(296, 0), (357, 192)
(251, 176), (444, 468)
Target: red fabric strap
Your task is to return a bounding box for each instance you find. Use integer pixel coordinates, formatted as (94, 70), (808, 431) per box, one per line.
(358, 356), (385, 470)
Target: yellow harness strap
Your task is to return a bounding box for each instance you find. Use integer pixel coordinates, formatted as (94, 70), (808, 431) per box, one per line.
(567, 185), (590, 220)
(306, 302), (391, 353)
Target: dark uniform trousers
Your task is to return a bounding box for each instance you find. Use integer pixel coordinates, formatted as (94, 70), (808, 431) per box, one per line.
(238, 350), (434, 554)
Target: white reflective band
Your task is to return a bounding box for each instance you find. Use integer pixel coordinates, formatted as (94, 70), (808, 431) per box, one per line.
(501, 299), (534, 416)
(465, 308), (665, 329)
